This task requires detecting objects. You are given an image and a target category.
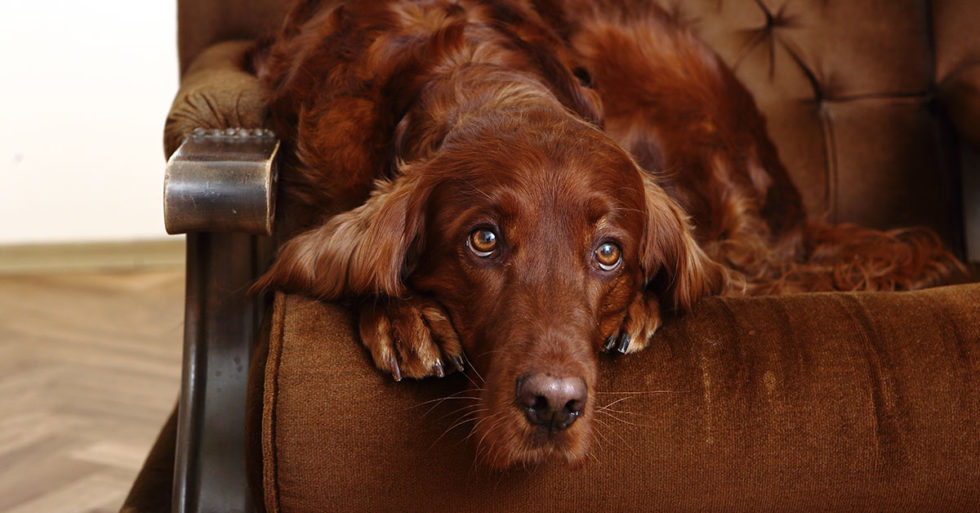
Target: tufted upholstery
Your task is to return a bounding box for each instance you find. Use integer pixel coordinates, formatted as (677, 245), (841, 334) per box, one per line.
(671, 0), (977, 247)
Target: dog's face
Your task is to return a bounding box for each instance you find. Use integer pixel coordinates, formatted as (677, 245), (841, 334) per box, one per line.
(257, 114), (723, 469)
(406, 125), (649, 467)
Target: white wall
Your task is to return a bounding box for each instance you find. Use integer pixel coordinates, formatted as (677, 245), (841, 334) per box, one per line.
(0, 1), (178, 244)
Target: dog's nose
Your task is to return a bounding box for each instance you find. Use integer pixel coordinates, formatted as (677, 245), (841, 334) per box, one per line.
(516, 374), (587, 432)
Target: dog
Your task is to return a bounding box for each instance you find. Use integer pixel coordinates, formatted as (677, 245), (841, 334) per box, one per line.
(252, 0), (964, 469)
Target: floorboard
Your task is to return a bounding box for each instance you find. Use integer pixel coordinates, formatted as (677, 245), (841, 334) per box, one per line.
(0, 269), (183, 513)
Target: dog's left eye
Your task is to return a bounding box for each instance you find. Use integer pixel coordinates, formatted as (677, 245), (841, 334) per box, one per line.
(468, 229), (498, 257)
(594, 242), (622, 271)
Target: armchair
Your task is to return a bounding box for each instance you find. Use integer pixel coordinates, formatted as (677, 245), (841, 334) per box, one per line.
(124, 1), (980, 512)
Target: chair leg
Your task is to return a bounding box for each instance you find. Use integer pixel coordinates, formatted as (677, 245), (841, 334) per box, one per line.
(120, 406), (178, 513)
(172, 232), (269, 513)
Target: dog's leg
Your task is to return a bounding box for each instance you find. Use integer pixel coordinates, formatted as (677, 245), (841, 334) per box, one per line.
(357, 297), (464, 380)
(603, 292), (661, 355)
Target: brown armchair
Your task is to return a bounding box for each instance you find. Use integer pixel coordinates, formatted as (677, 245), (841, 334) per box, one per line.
(125, 1), (980, 512)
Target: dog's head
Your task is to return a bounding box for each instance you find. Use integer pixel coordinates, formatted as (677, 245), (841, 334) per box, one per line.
(256, 109), (727, 468)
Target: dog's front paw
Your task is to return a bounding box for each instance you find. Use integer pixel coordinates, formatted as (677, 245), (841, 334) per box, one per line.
(357, 297), (464, 381)
(603, 293), (662, 355)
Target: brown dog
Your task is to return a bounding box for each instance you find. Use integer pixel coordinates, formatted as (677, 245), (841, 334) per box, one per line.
(253, 0), (963, 469)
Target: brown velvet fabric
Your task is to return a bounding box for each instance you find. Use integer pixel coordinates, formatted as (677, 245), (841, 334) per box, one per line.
(164, 40), (267, 158)
(262, 284), (980, 512)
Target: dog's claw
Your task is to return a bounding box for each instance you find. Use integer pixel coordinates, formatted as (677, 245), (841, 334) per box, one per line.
(359, 297), (463, 380)
(603, 334), (618, 352)
(615, 333), (631, 354)
(389, 354), (403, 382)
(606, 293), (661, 356)
(450, 355), (466, 372)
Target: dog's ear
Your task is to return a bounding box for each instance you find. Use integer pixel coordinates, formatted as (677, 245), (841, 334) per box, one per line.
(639, 173), (729, 311)
(252, 172), (428, 299)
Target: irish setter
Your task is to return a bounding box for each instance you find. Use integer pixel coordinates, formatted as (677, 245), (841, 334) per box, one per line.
(252, 0), (964, 469)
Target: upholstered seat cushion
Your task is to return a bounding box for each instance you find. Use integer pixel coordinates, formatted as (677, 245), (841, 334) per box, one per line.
(257, 283), (980, 513)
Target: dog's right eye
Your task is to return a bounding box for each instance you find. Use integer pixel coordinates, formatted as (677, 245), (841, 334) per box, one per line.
(467, 229), (498, 257)
(594, 242), (622, 271)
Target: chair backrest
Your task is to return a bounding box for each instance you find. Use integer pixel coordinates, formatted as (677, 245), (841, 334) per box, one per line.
(177, 0), (980, 252)
(676, 0), (980, 251)
(177, 0), (288, 75)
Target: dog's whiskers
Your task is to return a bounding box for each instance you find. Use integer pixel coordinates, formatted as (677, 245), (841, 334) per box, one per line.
(461, 352), (486, 386)
(588, 421), (612, 466)
(471, 410), (509, 468)
(597, 406), (657, 419)
(593, 416), (631, 450)
(590, 420), (609, 449)
(406, 388), (484, 417)
(475, 348), (508, 360)
(436, 401), (486, 422)
(461, 370), (483, 389)
(596, 389), (688, 395)
(430, 407), (488, 448)
(592, 415), (641, 462)
(595, 408), (652, 429)
(410, 388), (482, 407)
(596, 395), (636, 411)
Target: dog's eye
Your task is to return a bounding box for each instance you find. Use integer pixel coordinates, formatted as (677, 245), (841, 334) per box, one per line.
(594, 242), (622, 271)
(468, 229), (498, 257)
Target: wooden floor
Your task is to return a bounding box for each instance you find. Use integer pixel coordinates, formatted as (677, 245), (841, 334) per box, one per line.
(0, 269), (184, 513)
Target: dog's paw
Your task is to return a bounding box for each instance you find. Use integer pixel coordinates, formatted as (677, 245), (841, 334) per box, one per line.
(357, 297), (464, 381)
(603, 292), (662, 355)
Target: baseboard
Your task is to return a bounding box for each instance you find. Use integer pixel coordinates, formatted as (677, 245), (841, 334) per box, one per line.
(0, 239), (186, 274)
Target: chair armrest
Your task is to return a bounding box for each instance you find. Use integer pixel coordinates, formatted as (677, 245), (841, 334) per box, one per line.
(164, 128), (279, 235)
(161, 40), (275, 513)
(163, 40), (277, 236)
(165, 40), (267, 156)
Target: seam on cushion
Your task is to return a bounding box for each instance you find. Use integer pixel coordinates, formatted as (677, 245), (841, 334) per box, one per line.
(938, 60), (980, 87)
(262, 292), (287, 513)
(775, 35), (837, 218)
(822, 91), (931, 104)
(818, 101), (837, 223)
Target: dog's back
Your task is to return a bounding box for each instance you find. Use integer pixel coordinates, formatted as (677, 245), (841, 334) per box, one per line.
(538, 0), (963, 291)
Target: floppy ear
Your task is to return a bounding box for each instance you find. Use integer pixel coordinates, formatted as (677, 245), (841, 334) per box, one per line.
(252, 173), (427, 299)
(639, 173), (730, 311)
